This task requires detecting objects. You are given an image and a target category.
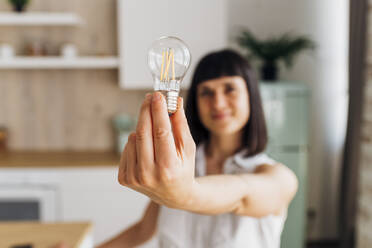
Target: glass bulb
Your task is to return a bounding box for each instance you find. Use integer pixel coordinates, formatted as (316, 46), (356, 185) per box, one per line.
(148, 36), (191, 114)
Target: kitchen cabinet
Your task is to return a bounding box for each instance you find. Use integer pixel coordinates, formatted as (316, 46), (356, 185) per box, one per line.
(0, 166), (150, 245)
(117, 0), (227, 89)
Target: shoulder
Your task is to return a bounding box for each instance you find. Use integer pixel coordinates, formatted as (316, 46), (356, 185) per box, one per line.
(234, 151), (297, 191)
(229, 151), (279, 173)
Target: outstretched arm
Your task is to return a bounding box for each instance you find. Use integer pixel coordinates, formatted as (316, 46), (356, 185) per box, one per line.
(189, 163), (297, 217)
(118, 92), (297, 217)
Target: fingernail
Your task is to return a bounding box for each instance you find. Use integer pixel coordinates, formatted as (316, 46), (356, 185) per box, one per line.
(153, 92), (161, 102)
(145, 93), (152, 101)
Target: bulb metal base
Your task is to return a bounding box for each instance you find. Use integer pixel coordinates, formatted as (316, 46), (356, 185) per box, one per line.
(167, 91), (179, 114)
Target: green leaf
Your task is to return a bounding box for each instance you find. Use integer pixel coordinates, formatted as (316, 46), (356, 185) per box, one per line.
(8, 0), (30, 6)
(236, 29), (316, 68)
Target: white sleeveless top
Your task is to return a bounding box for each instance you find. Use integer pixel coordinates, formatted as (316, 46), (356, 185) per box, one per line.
(155, 144), (287, 248)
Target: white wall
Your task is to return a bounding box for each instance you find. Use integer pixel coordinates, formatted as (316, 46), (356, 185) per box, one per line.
(227, 0), (349, 240)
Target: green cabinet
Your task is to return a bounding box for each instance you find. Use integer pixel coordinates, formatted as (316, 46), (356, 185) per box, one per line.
(260, 82), (310, 248)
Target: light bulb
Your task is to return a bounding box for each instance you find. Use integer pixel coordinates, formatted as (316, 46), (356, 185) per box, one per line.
(148, 36), (191, 114)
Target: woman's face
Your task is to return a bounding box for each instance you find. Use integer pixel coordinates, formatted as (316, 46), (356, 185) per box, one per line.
(196, 76), (250, 136)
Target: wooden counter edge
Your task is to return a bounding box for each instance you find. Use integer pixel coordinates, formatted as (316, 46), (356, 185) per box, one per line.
(0, 151), (120, 168)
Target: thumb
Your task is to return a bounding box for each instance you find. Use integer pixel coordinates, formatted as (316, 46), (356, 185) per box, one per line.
(170, 97), (195, 155)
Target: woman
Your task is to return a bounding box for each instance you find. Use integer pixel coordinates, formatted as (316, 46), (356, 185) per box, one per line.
(98, 50), (298, 248)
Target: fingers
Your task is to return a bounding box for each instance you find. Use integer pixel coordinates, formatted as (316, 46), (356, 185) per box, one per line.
(126, 133), (155, 197)
(136, 93), (155, 168)
(126, 133), (140, 185)
(118, 143), (128, 185)
(170, 97), (196, 157)
(119, 133), (154, 197)
(151, 92), (177, 164)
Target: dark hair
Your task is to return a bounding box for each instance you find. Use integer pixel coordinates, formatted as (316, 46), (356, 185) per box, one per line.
(185, 49), (267, 157)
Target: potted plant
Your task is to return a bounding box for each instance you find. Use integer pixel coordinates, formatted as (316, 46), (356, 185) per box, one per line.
(237, 29), (315, 81)
(8, 0), (30, 12)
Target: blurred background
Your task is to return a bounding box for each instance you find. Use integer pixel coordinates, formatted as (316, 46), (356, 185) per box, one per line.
(0, 0), (369, 247)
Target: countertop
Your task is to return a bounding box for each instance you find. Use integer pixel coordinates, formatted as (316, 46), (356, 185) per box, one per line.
(0, 221), (92, 248)
(0, 151), (120, 168)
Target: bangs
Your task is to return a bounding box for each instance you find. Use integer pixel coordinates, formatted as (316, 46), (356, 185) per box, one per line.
(191, 50), (247, 87)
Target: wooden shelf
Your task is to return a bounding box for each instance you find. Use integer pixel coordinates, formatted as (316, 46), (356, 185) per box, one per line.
(0, 56), (119, 69)
(0, 12), (84, 26)
(0, 151), (120, 167)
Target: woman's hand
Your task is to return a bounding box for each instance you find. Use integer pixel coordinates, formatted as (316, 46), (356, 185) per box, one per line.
(118, 92), (197, 209)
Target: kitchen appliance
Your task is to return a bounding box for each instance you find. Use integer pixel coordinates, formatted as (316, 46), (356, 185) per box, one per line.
(0, 170), (59, 222)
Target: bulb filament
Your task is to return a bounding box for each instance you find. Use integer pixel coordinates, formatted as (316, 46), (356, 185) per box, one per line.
(160, 48), (175, 82)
